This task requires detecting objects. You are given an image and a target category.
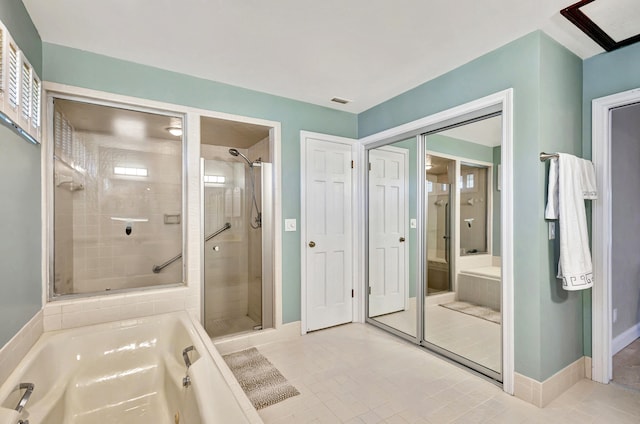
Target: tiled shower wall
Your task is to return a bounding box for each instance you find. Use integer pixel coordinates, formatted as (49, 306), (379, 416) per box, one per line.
(56, 130), (183, 295)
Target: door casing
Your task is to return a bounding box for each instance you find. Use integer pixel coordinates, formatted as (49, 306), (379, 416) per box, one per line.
(300, 131), (359, 333)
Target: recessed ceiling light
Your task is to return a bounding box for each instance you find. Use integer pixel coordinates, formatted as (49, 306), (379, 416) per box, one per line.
(166, 126), (183, 137)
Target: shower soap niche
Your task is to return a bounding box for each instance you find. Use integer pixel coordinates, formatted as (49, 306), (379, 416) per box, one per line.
(164, 214), (181, 224)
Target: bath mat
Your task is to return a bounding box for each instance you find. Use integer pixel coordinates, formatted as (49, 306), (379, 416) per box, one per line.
(440, 301), (501, 324)
(223, 347), (299, 410)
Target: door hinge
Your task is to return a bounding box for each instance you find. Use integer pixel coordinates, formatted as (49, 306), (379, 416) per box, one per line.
(368, 286), (372, 295)
(351, 289), (354, 298)
(351, 160), (354, 169)
(368, 162), (372, 171)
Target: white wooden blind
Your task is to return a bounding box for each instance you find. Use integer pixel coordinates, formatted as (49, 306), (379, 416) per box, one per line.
(31, 75), (41, 129)
(7, 42), (18, 110)
(0, 19), (42, 143)
(21, 59), (32, 121)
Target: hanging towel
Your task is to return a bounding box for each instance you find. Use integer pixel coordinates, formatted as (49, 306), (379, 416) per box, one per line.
(545, 153), (597, 291)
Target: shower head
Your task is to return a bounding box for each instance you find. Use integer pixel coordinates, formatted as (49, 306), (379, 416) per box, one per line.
(228, 148), (253, 167)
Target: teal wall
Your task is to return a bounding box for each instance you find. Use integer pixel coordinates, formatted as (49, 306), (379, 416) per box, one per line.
(0, 0), (41, 73)
(43, 43), (358, 324)
(359, 32), (583, 381)
(538, 34), (584, 379)
(426, 134), (494, 163)
(0, 0), (42, 346)
(0, 123), (42, 346)
(581, 42), (640, 356)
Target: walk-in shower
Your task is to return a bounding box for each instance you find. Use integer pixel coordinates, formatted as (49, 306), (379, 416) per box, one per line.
(200, 116), (273, 339)
(50, 98), (184, 298)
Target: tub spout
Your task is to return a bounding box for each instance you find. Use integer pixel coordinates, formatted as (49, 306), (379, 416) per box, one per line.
(182, 345), (195, 369)
(182, 345), (196, 388)
(14, 383), (34, 413)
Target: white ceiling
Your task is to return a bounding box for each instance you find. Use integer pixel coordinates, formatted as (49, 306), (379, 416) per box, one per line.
(440, 115), (503, 148)
(24, 0), (606, 114)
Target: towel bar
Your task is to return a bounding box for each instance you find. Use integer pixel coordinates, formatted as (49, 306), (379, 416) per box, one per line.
(540, 152), (559, 162)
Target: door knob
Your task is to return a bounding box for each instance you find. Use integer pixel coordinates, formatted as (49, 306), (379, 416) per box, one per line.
(399, 237), (406, 242)
(309, 241), (316, 248)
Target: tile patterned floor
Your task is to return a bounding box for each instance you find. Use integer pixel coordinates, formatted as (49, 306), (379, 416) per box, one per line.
(250, 323), (640, 423)
(374, 296), (501, 373)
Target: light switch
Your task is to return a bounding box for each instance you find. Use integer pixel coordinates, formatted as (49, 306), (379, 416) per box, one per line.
(410, 219), (417, 229)
(285, 219), (297, 232)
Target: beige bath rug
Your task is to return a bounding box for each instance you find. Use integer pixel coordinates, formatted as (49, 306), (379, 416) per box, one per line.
(223, 347), (299, 410)
(440, 301), (501, 324)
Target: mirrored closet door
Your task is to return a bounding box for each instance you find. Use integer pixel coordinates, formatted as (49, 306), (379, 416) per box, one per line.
(422, 114), (502, 379)
(365, 113), (503, 382)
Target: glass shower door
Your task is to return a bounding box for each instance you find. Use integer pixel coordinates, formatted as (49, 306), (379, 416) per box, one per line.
(425, 156), (453, 296)
(202, 160), (262, 337)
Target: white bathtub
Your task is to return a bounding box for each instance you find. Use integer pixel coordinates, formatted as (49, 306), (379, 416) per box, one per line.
(0, 312), (261, 424)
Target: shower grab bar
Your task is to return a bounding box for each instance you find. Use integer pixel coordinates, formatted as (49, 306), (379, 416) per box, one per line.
(14, 383), (34, 413)
(205, 222), (232, 243)
(152, 222), (231, 273)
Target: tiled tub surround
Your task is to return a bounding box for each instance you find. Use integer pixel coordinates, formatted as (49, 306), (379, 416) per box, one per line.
(457, 266), (502, 311)
(54, 130), (183, 296)
(0, 312), (260, 424)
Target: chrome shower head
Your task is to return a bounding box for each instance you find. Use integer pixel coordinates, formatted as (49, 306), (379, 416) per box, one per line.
(228, 148), (253, 167)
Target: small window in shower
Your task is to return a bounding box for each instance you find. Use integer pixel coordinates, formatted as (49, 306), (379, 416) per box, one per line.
(51, 98), (184, 297)
(460, 163), (489, 256)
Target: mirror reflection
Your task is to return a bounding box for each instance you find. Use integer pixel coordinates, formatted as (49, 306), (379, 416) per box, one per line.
(367, 137), (416, 337)
(424, 115), (502, 375)
(366, 113), (503, 378)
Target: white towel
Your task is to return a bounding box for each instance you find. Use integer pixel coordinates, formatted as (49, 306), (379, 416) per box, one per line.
(545, 153), (597, 291)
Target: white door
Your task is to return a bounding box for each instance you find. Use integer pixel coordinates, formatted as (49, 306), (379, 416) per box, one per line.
(368, 147), (408, 317)
(303, 133), (354, 332)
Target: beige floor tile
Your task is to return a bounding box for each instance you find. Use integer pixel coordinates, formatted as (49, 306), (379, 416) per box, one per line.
(251, 323), (640, 424)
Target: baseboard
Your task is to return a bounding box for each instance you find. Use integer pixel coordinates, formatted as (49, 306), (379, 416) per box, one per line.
(514, 356), (585, 407)
(213, 321), (301, 355)
(585, 356), (592, 380)
(612, 322), (640, 355)
(0, 310), (43, 384)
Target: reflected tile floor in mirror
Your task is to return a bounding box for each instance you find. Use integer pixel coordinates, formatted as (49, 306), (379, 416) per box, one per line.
(374, 293), (500, 372)
(255, 323), (640, 423)
(613, 338), (640, 392)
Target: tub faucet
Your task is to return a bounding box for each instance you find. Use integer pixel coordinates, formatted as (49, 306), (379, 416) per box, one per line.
(182, 346), (195, 387)
(14, 383), (34, 413)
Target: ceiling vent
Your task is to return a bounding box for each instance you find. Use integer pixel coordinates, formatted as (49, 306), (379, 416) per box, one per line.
(331, 97), (351, 105)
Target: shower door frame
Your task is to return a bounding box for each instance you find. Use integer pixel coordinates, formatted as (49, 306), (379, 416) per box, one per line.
(200, 159), (275, 335)
(197, 114), (282, 332)
(359, 89), (514, 394)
